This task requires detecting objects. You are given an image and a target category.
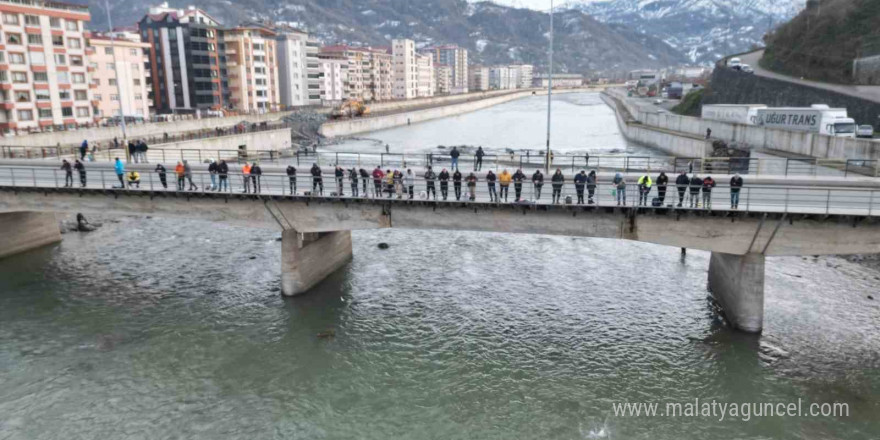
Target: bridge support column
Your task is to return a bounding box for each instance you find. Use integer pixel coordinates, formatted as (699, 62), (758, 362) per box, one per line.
(0, 212), (62, 259)
(708, 252), (765, 333)
(281, 229), (352, 297)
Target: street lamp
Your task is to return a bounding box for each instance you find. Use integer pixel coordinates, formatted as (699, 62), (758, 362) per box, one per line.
(544, 0), (554, 174)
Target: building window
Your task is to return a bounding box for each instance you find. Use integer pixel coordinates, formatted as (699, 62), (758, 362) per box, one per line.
(76, 107), (89, 117)
(6, 33), (22, 45)
(11, 72), (28, 83)
(35, 89), (50, 100)
(135, 93), (143, 100)
(27, 34), (42, 45)
(14, 91), (30, 102)
(29, 51), (45, 65)
(130, 49), (138, 56)
(50, 18), (61, 28)
(38, 108), (53, 119)
(109, 79), (117, 86)
(133, 79), (141, 86)
(74, 90), (88, 101)
(17, 110), (33, 121)
(54, 54), (66, 65)
(56, 72), (69, 84)
(72, 73), (85, 84)
(104, 47), (113, 55)
(67, 38), (81, 49)
(70, 55), (83, 66)
(61, 107), (73, 117)
(93, 94), (102, 100)
(52, 35), (64, 46)
(9, 53), (25, 64)
(110, 94), (119, 101)
(105, 63), (113, 70)
(3, 13), (19, 25)
(66, 20), (78, 31)
(24, 15), (40, 26)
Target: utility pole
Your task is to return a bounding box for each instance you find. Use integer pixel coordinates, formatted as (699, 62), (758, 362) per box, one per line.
(104, 0), (128, 149)
(544, 0), (554, 174)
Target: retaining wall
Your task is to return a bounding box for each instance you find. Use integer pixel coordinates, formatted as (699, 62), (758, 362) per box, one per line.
(602, 93), (711, 157)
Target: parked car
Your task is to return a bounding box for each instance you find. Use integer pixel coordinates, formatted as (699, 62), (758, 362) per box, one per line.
(741, 64), (754, 74)
(728, 57), (742, 70)
(856, 125), (874, 138)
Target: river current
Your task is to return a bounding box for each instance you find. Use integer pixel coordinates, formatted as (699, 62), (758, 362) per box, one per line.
(1, 93), (878, 439)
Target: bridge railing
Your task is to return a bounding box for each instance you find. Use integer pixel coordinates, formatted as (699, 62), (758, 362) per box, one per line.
(1, 166), (877, 217)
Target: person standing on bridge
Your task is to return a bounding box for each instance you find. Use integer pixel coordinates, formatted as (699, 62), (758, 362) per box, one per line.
(466, 172), (477, 201)
(184, 160), (198, 191)
(208, 159), (219, 191)
(498, 169), (512, 203)
(128, 141), (137, 164)
(311, 163), (324, 196)
(372, 166), (384, 198)
(61, 160), (73, 187)
(80, 140), (88, 161)
(730, 173), (743, 209)
(359, 168), (369, 195)
(587, 170), (597, 204)
(637, 174), (653, 206)
(453, 169), (463, 201)
(349, 167), (359, 197)
(486, 170), (497, 202)
(688, 175), (703, 208)
(384, 170), (395, 198)
(706, 128), (712, 139)
(675, 171), (689, 207)
(702, 176), (716, 209)
(450, 147), (460, 171)
(251, 162), (263, 193)
(574, 170), (587, 204)
(335, 166), (344, 196)
(656, 172), (669, 205)
(438, 168), (450, 200)
(393, 170), (403, 199)
(475, 146), (485, 171)
(551, 169), (565, 204)
(613, 172), (627, 206)
(155, 164), (168, 189)
(513, 169), (526, 202)
(218, 160), (229, 192)
(241, 162), (252, 193)
(175, 162), (186, 191)
(287, 165), (297, 194)
(405, 169), (415, 199)
(424, 166), (437, 200)
(114, 158), (125, 189)
(74, 160), (86, 187)
(532, 169), (544, 200)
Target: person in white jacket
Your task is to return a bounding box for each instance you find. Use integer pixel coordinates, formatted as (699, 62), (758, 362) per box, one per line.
(404, 169), (415, 199)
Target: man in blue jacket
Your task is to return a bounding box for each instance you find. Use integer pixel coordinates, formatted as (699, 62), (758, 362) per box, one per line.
(114, 158), (125, 188)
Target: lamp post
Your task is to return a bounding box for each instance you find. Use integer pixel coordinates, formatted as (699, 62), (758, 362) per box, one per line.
(544, 0), (554, 174)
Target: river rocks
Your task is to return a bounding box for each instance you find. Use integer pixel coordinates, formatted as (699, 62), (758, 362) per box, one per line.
(377, 243), (390, 250)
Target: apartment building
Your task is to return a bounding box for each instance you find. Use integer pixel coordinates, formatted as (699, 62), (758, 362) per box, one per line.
(276, 28), (312, 107)
(323, 45), (391, 102)
(0, 0), (94, 133)
(489, 66), (512, 90)
(415, 52), (434, 98)
(222, 25), (280, 112)
(468, 66), (490, 91)
(511, 64), (534, 89)
(391, 39), (417, 100)
(86, 33), (151, 119)
(138, 3), (224, 114)
(366, 48), (392, 102)
(317, 55), (347, 105)
(426, 45), (467, 93)
(435, 64), (452, 95)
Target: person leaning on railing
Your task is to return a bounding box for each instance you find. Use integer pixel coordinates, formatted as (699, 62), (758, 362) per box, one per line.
(218, 160), (229, 192)
(466, 172), (478, 201)
(675, 171), (689, 207)
(310, 163), (324, 196)
(702, 176), (716, 209)
(287, 165), (297, 194)
(730, 174), (744, 209)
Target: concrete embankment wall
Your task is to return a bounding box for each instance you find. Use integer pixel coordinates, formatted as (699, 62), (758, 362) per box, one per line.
(602, 92), (712, 157)
(149, 128), (291, 153)
(605, 88), (880, 161)
(0, 111), (295, 148)
(320, 88), (600, 138)
(0, 211), (61, 259)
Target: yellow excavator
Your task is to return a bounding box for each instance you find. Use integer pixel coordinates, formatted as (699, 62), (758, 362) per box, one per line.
(330, 100), (370, 119)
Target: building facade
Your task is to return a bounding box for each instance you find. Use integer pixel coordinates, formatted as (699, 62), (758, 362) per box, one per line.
(222, 26), (280, 112)
(87, 34), (151, 119)
(321, 45), (390, 102)
(276, 28), (313, 108)
(468, 66), (490, 91)
(318, 55), (347, 105)
(138, 3), (224, 114)
(415, 52), (434, 98)
(534, 73), (584, 88)
(392, 39), (417, 100)
(489, 66), (511, 90)
(0, 0), (95, 133)
(435, 64), (452, 95)
(511, 64), (534, 89)
(427, 45), (467, 93)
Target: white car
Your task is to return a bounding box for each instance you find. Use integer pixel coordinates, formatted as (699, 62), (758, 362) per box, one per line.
(728, 57), (742, 70)
(741, 64), (754, 74)
(856, 125), (874, 138)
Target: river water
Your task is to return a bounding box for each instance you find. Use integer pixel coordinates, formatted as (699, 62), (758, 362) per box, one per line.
(1, 93), (879, 439)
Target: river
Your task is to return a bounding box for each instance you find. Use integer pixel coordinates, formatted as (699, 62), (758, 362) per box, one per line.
(1, 93), (878, 439)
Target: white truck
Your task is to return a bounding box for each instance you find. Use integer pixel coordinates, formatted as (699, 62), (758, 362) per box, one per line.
(756, 104), (857, 138)
(701, 104), (767, 125)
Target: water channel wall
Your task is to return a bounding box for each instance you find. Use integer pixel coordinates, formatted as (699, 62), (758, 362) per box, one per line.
(0, 211), (61, 259)
(604, 88), (880, 162)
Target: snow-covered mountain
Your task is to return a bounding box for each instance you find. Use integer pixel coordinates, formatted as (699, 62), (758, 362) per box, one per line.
(566, 0), (806, 65)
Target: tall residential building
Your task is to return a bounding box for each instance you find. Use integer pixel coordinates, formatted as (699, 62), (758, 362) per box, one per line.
(435, 65), (452, 95)
(321, 45), (390, 102)
(489, 66), (512, 90)
(0, 0), (95, 133)
(366, 48), (392, 102)
(427, 45), (467, 93)
(276, 28), (314, 107)
(86, 33), (151, 119)
(468, 66), (490, 91)
(511, 64), (534, 89)
(222, 26), (280, 112)
(392, 39), (417, 100)
(415, 52), (434, 98)
(138, 3), (224, 114)
(317, 55), (347, 105)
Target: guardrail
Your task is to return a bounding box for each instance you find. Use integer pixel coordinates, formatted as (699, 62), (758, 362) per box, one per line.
(1, 166), (877, 217)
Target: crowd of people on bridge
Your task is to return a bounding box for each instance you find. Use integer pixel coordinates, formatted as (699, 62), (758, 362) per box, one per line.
(58, 158), (748, 210)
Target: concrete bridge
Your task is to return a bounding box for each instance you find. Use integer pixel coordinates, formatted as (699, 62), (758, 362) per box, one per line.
(2, 170), (879, 334)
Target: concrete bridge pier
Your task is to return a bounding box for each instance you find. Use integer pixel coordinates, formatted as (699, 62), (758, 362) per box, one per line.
(280, 229), (353, 297)
(708, 252), (766, 333)
(0, 212), (62, 259)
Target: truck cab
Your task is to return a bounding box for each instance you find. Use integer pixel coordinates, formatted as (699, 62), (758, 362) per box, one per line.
(825, 119), (857, 138)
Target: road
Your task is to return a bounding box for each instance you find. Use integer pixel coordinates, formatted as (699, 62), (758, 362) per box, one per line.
(739, 50), (880, 105)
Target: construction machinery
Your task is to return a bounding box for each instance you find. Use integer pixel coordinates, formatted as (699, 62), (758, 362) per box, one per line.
(329, 100), (370, 119)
